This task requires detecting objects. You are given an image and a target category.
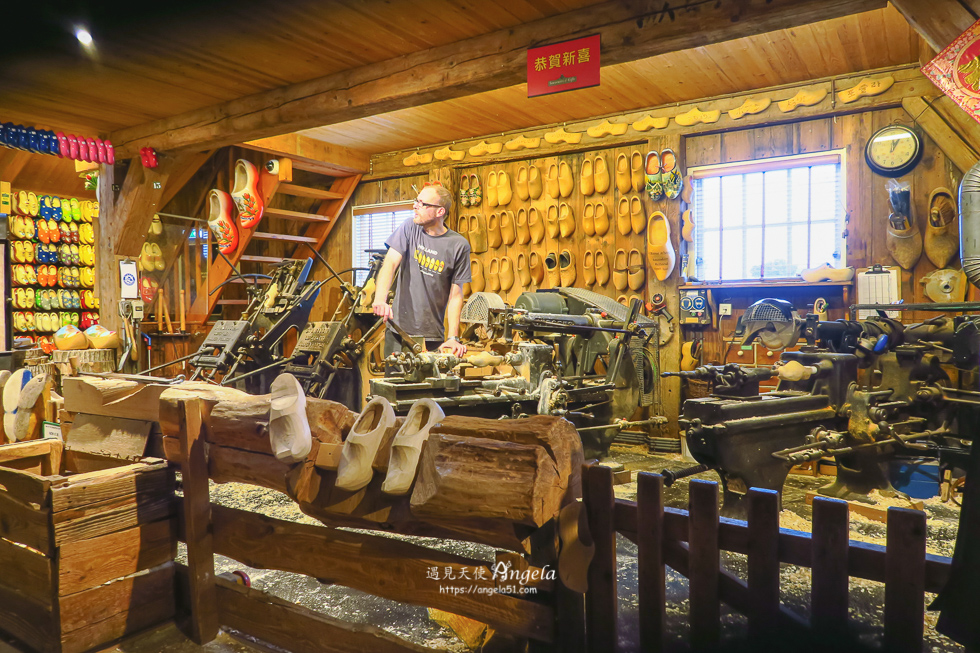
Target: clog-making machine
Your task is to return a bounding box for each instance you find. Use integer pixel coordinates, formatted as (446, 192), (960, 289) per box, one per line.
(666, 297), (975, 517)
(373, 288), (673, 457)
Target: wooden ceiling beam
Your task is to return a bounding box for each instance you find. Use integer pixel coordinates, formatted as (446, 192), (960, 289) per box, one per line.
(241, 135), (369, 176)
(370, 65), (934, 178)
(109, 0), (886, 158)
(903, 96), (980, 173)
(890, 0), (979, 52)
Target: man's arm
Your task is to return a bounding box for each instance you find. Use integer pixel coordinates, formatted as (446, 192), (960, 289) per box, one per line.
(439, 284), (467, 357)
(372, 249), (403, 321)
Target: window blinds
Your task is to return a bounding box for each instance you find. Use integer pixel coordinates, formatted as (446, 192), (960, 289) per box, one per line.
(693, 158), (844, 282)
(351, 209), (413, 285)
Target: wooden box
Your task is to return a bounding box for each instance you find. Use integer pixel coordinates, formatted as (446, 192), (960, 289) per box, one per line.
(0, 439), (176, 653)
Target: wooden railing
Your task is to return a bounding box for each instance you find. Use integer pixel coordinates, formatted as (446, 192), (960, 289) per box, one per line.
(582, 464), (953, 653)
(172, 398), (577, 653)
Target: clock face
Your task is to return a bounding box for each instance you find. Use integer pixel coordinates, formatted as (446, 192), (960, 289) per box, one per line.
(866, 126), (922, 177)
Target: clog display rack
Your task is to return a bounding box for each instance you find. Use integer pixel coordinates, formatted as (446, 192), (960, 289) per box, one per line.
(8, 189), (99, 351)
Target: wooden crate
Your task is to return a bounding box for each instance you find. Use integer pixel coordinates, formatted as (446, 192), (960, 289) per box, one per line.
(0, 439), (176, 653)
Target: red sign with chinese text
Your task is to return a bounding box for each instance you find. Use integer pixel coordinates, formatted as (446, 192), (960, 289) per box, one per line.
(527, 34), (600, 98)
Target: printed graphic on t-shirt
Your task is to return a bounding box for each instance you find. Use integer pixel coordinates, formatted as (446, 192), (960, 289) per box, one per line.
(414, 246), (446, 276)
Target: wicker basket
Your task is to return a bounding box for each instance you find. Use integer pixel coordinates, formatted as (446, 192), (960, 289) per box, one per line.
(686, 378), (712, 399)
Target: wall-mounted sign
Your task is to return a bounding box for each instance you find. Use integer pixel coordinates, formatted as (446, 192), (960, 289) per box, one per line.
(527, 34), (600, 98)
(922, 18), (980, 125)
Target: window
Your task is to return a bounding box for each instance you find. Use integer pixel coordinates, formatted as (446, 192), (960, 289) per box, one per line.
(692, 152), (845, 282)
(351, 206), (414, 285)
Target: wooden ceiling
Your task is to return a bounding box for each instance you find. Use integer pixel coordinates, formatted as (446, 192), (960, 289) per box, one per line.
(0, 1), (923, 194)
(0, 0), (601, 136)
(301, 5), (920, 155)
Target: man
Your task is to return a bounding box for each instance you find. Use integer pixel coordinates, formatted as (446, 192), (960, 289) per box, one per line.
(372, 183), (470, 358)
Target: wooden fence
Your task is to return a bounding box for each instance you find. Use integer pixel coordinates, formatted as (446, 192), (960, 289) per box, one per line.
(171, 398), (581, 653)
(582, 464), (954, 653)
(168, 388), (955, 653)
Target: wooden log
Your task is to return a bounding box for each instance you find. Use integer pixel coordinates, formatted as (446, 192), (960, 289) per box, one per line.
(286, 415), (582, 551)
(62, 376), (170, 422)
(153, 384), (578, 553)
(211, 504), (553, 641)
(410, 434), (562, 527)
(205, 393), (353, 454)
(58, 517), (176, 596)
(212, 572), (435, 653)
(52, 349), (115, 376)
(209, 443), (291, 493)
(431, 415), (583, 505)
(287, 456), (534, 552)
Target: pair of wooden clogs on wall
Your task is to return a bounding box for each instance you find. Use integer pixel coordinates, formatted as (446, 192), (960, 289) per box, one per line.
(207, 159), (266, 255)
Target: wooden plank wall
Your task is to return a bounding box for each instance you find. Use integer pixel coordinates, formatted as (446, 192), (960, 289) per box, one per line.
(686, 108), (966, 366)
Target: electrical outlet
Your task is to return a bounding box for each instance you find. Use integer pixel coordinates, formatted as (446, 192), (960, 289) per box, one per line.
(719, 303), (732, 316)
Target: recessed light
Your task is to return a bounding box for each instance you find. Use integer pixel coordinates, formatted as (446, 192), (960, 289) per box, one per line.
(75, 28), (93, 46)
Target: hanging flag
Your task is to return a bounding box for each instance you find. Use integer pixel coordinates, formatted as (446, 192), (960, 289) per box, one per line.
(922, 18), (980, 125)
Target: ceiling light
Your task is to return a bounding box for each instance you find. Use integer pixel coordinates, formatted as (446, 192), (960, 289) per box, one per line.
(75, 28), (93, 46)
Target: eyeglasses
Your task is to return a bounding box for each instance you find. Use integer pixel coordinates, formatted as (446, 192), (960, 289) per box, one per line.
(414, 197), (442, 210)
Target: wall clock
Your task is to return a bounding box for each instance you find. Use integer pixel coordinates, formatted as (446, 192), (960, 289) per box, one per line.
(864, 124), (923, 177)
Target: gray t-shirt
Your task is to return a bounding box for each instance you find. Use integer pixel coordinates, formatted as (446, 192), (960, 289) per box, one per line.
(386, 218), (471, 340)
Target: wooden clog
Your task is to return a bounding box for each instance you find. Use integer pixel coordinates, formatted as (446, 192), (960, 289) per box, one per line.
(336, 396), (396, 491)
(382, 399), (445, 496)
(268, 373), (311, 463)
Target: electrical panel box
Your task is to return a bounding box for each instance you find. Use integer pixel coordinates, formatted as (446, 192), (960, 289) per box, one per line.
(679, 289), (710, 325)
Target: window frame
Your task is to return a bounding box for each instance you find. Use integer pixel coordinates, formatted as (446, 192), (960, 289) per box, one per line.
(688, 149), (847, 283)
(350, 202), (415, 285)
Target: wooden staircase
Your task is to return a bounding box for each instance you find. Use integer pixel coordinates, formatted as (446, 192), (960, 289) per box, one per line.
(187, 158), (360, 323)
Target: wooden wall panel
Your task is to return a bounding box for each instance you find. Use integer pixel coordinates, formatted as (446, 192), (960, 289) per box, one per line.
(683, 107), (966, 367)
(323, 101), (967, 439)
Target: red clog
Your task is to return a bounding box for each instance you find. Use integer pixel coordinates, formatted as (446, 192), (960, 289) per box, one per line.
(207, 189), (238, 254)
(104, 140), (115, 165)
(231, 159), (264, 229)
(55, 132), (69, 158)
(67, 134), (79, 160)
